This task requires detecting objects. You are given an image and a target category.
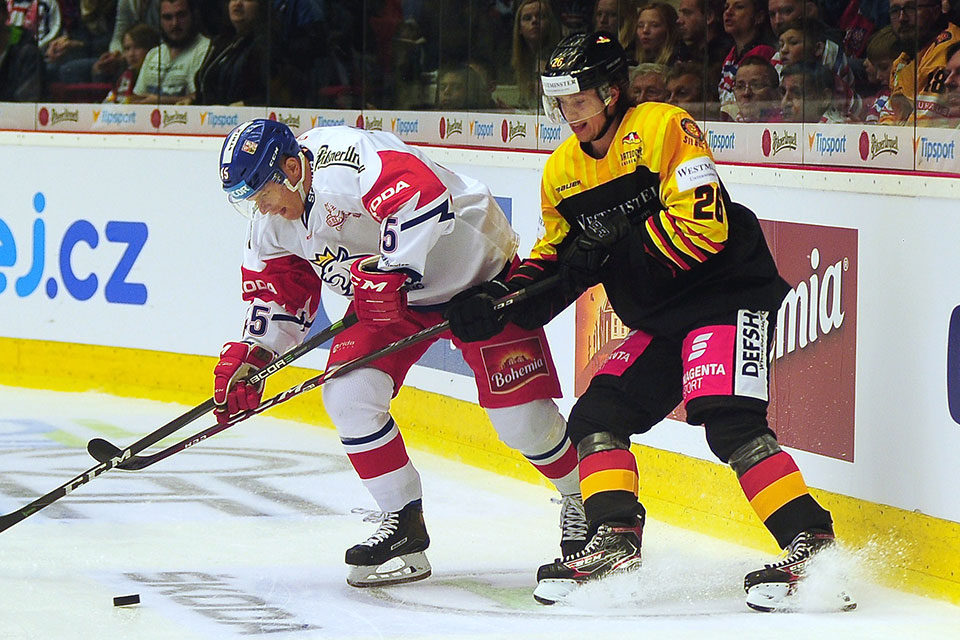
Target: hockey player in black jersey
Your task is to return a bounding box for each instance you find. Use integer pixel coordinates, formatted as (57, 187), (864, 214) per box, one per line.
(446, 31), (855, 612)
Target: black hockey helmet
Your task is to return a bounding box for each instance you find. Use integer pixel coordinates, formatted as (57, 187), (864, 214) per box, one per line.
(540, 31), (629, 98)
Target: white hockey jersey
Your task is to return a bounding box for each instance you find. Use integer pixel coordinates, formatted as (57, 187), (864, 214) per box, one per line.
(238, 126), (519, 354)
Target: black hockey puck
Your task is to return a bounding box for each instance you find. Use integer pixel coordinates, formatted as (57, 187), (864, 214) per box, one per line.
(113, 594), (140, 607)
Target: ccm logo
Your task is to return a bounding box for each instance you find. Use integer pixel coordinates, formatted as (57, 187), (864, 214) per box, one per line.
(369, 180), (410, 212)
(948, 306), (960, 424)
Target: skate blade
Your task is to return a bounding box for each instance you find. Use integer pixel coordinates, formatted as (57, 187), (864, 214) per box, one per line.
(346, 551), (432, 588)
(746, 583), (857, 612)
(533, 578), (578, 605)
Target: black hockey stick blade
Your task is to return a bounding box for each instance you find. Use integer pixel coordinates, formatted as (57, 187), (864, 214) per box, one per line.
(87, 438), (124, 465)
(82, 275), (561, 472)
(0, 397), (216, 534)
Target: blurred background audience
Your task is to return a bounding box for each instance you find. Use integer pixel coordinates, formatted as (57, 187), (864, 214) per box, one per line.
(1, 0), (958, 130)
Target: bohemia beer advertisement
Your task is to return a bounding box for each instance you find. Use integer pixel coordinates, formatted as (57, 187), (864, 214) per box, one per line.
(574, 221), (858, 461)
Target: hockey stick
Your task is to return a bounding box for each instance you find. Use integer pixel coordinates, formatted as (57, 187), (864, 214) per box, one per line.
(84, 255), (400, 469)
(85, 275), (560, 472)
(0, 313), (357, 535)
(84, 311), (358, 470)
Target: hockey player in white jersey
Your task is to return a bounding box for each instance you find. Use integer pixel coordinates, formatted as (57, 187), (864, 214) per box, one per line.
(214, 118), (586, 588)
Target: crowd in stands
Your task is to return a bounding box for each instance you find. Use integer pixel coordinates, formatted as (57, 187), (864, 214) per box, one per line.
(1, 0), (960, 126)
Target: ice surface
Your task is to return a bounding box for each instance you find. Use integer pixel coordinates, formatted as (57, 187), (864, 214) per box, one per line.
(1, 386), (959, 639)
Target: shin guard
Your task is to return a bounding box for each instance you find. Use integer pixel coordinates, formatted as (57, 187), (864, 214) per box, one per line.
(577, 432), (641, 526)
(731, 435), (832, 548)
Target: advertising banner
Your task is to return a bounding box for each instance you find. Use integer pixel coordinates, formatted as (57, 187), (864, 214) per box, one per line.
(574, 221), (858, 461)
(851, 124), (913, 171)
(0, 102), (34, 130)
(704, 121), (754, 163)
(914, 127), (960, 174)
(759, 124), (803, 164)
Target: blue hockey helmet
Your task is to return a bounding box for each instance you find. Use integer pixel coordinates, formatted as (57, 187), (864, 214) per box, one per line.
(219, 119), (303, 212)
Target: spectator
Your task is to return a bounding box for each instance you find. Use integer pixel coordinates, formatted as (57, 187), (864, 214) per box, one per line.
(732, 54), (781, 120)
(632, 2), (679, 65)
(775, 17), (861, 118)
(102, 22), (158, 102)
(593, 0), (640, 49)
(388, 17), (428, 109)
(97, 0), (162, 79)
(6, 0), (61, 51)
(676, 0), (734, 67)
(131, 0), (210, 103)
(436, 62), (496, 110)
(834, 0), (891, 58)
(553, 0), (593, 35)
(879, 0), (960, 123)
(417, 0), (499, 77)
(767, 0), (817, 36)
(628, 61), (669, 102)
(718, 0), (776, 113)
(190, 0), (278, 106)
(780, 62), (848, 121)
(943, 41), (960, 123)
(666, 60), (722, 118)
(766, 0), (847, 81)
(511, 0), (562, 110)
(0, 0), (46, 100)
(274, 1), (350, 108)
(44, 0), (116, 84)
(862, 25), (897, 122)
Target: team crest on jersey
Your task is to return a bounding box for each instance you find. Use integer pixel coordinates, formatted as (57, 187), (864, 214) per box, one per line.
(323, 202), (362, 229)
(936, 30), (954, 45)
(311, 246), (365, 295)
(241, 140), (258, 154)
(680, 118), (704, 141)
(622, 131), (641, 144)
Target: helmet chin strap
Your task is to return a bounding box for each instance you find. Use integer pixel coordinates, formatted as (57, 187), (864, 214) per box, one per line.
(592, 103), (617, 142)
(590, 85), (623, 142)
(282, 151), (310, 206)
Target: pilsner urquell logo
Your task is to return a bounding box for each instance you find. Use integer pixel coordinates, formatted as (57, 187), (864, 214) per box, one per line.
(277, 114), (301, 128)
(502, 120), (527, 143)
(51, 108), (79, 125)
(439, 117), (463, 139)
(859, 131), (898, 160)
(162, 110), (188, 127)
(762, 129), (797, 156)
(481, 337), (549, 393)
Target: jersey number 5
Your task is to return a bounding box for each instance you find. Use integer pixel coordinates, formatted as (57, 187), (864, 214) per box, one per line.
(693, 185), (724, 222)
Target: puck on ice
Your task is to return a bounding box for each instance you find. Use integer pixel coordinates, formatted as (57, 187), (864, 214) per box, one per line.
(113, 594), (140, 607)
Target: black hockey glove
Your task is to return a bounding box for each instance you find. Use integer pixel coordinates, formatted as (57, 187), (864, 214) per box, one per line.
(445, 280), (513, 343)
(560, 209), (632, 290)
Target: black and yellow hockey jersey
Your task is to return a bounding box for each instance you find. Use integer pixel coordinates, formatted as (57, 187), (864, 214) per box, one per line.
(514, 102), (789, 335)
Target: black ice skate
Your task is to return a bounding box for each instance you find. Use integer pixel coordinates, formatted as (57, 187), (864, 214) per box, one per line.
(744, 529), (856, 612)
(345, 499), (431, 588)
(559, 494), (589, 558)
(533, 518), (643, 605)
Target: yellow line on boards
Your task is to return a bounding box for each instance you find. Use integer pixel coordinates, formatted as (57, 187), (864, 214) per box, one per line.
(2, 336), (958, 604)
